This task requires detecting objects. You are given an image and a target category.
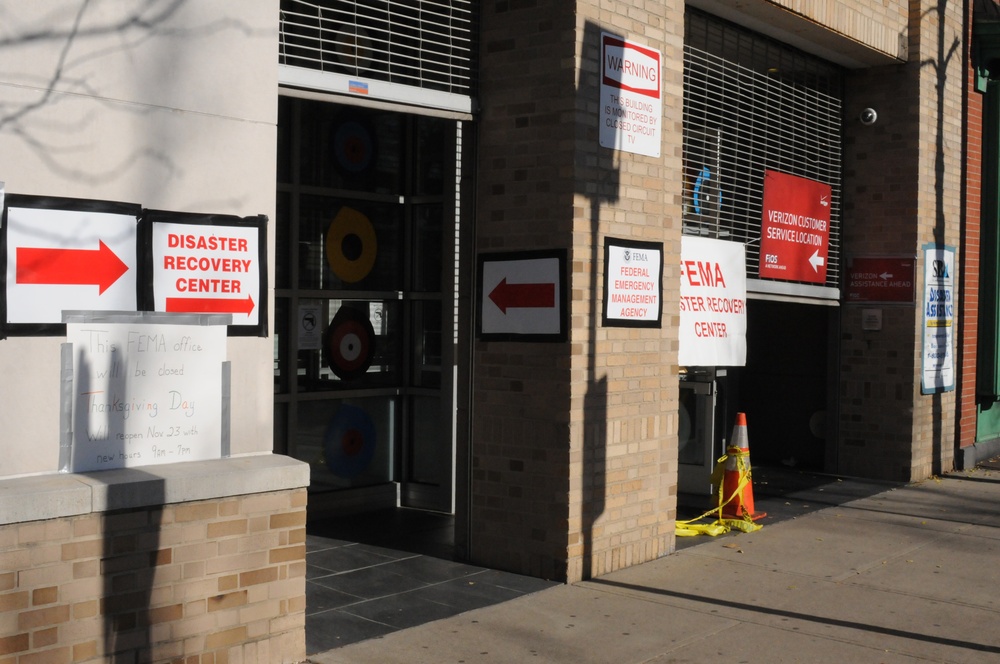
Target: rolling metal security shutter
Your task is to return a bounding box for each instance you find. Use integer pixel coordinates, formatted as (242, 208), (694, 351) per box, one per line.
(279, 0), (477, 101)
(683, 10), (843, 298)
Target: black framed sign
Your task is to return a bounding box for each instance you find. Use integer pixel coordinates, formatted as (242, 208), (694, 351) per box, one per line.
(603, 237), (663, 328)
(477, 249), (567, 342)
(139, 210), (268, 337)
(2, 194), (141, 337)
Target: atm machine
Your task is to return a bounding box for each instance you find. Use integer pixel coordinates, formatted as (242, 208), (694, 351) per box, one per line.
(677, 367), (730, 495)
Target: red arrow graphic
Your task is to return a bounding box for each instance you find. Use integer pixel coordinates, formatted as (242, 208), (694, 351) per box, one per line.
(488, 278), (555, 314)
(166, 295), (255, 315)
(16, 241), (128, 294)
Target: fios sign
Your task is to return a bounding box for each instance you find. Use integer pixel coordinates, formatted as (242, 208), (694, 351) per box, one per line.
(600, 33), (662, 158)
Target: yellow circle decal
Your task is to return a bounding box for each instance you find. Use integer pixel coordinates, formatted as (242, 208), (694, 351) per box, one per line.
(325, 207), (377, 283)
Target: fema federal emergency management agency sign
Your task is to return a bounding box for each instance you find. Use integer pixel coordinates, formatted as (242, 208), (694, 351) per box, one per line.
(603, 238), (663, 327)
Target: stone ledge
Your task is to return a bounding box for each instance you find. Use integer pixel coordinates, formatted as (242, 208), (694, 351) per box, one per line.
(0, 454), (310, 526)
(958, 437), (1000, 470)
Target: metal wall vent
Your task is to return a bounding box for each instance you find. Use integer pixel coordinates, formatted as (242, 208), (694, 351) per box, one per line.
(279, 0), (478, 98)
(683, 10), (844, 296)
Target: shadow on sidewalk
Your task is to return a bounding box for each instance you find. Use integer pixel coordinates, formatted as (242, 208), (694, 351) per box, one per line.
(676, 464), (901, 550)
(587, 577), (1000, 655)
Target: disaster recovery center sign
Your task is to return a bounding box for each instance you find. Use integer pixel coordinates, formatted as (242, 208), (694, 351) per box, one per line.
(142, 210), (267, 336)
(679, 236), (747, 367)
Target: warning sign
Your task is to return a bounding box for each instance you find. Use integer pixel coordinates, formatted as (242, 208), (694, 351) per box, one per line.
(599, 32), (662, 158)
(150, 220), (262, 328)
(758, 170), (831, 284)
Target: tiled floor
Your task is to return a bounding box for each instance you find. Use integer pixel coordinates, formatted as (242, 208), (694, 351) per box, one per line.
(305, 466), (891, 654)
(305, 507), (557, 654)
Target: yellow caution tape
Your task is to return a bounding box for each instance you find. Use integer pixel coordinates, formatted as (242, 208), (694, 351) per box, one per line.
(675, 450), (762, 537)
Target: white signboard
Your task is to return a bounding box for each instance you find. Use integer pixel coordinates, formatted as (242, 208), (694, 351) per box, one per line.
(921, 243), (955, 393)
(5, 206), (137, 324)
(479, 252), (565, 340)
(599, 33), (662, 158)
(151, 222), (261, 327)
(604, 238), (662, 326)
(679, 236), (747, 367)
(298, 302), (322, 351)
(68, 320), (226, 471)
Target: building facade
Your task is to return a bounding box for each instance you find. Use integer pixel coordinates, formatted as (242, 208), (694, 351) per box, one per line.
(0, 1), (987, 661)
(0, 2), (309, 663)
(962, 1), (1000, 469)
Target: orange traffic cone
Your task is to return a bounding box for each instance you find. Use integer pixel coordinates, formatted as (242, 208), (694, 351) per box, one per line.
(721, 413), (766, 521)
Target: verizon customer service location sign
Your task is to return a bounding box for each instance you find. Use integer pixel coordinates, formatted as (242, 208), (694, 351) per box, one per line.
(152, 222), (261, 326)
(599, 33), (661, 158)
(679, 236), (746, 367)
(759, 170), (831, 284)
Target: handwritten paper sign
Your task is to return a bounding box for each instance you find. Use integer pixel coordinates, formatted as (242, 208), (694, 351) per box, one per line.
(67, 320), (226, 471)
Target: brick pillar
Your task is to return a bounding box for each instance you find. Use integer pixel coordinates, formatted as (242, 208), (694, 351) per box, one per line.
(840, 1), (964, 480)
(472, 0), (684, 582)
(958, 0), (983, 458)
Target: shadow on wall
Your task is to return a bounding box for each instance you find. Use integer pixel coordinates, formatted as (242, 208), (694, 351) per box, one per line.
(924, 1), (959, 475)
(94, 471), (165, 662)
(74, 348), (166, 662)
(578, 21), (622, 580)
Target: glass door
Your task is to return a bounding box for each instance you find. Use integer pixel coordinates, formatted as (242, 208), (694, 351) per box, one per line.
(274, 95), (458, 513)
(677, 371), (717, 495)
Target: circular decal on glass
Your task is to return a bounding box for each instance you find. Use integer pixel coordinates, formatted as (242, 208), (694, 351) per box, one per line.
(332, 115), (375, 175)
(325, 207), (377, 283)
(323, 404), (376, 479)
(324, 305), (375, 380)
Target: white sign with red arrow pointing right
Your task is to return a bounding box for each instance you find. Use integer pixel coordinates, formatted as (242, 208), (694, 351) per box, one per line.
(5, 206), (138, 324)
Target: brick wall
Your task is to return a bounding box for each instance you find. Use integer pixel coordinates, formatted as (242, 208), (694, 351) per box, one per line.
(473, 0), (683, 583)
(770, 0), (908, 57)
(959, 0), (983, 453)
(839, 1), (964, 480)
(0, 488), (306, 663)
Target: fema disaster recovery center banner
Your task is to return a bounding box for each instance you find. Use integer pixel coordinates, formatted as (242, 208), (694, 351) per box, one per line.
(679, 236), (747, 367)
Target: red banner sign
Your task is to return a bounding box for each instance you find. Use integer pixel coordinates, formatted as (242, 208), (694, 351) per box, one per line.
(846, 256), (915, 303)
(758, 170), (831, 284)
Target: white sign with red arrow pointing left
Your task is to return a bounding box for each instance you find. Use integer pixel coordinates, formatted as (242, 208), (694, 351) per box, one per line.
(5, 206), (138, 324)
(478, 251), (565, 340)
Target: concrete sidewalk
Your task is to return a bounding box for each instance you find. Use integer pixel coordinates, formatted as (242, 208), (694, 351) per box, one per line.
(310, 465), (1000, 663)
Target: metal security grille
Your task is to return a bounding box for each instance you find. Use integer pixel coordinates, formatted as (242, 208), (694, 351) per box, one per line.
(683, 11), (843, 296)
(279, 0), (477, 97)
